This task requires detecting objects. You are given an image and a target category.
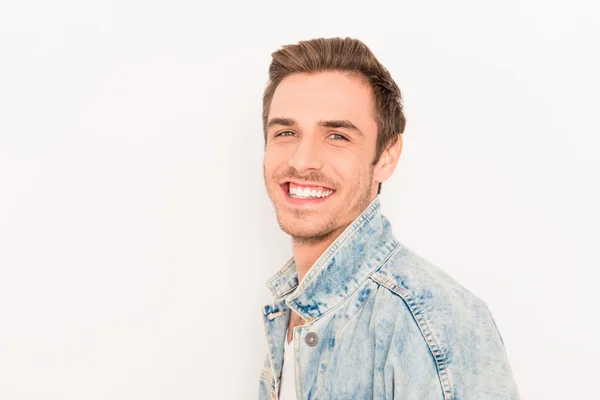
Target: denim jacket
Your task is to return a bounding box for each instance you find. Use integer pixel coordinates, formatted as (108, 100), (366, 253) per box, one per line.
(259, 196), (520, 399)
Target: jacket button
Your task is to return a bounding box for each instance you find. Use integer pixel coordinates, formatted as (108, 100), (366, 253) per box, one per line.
(305, 332), (319, 347)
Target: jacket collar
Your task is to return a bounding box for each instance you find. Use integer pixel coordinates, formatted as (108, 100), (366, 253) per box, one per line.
(264, 195), (399, 321)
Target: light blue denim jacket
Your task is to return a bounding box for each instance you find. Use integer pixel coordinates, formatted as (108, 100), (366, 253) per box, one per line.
(259, 196), (520, 399)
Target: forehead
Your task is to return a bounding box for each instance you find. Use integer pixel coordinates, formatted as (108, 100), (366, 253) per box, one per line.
(269, 71), (377, 132)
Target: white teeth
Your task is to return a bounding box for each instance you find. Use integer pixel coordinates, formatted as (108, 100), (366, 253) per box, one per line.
(288, 185), (334, 199)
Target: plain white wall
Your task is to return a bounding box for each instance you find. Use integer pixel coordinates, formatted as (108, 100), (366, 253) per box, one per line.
(0, 0), (598, 398)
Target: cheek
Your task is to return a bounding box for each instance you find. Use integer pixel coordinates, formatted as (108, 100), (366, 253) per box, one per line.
(329, 151), (363, 182)
(263, 148), (289, 174)
(263, 148), (278, 166)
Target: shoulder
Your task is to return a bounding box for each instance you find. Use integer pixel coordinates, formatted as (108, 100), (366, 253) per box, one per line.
(369, 242), (519, 399)
(371, 241), (488, 320)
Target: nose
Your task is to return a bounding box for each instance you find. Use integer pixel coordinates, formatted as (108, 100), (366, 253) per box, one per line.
(287, 135), (324, 173)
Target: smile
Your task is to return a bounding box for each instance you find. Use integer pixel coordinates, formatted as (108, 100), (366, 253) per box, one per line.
(288, 182), (334, 199)
(280, 182), (336, 204)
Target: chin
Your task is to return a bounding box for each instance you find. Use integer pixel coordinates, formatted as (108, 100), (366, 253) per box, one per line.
(277, 216), (334, 239)
(278, 220), (312, 237)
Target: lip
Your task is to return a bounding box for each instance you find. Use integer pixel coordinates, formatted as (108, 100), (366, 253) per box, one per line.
(283, 180), (334, 191)
(280, 182), (336, 205)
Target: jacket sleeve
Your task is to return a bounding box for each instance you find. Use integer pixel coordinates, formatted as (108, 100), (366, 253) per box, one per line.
(468, 302), (521, 399)
(437, 301), (522, 399)
(390, 297), (521, 399)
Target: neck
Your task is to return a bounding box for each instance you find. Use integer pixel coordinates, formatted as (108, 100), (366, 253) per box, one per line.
(290, 193), (380, 283)
(291, 224), (348, 284)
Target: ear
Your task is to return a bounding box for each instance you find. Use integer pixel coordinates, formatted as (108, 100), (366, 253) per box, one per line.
(373, 135), (403, 184)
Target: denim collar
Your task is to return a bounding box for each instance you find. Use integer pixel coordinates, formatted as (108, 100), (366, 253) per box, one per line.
(264, 195), (399, 321)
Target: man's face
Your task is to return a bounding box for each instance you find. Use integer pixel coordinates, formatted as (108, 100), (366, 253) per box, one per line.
(263, 71), (380, 244)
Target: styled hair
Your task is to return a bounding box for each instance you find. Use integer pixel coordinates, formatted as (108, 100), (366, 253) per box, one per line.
(262, 37), (406, 194)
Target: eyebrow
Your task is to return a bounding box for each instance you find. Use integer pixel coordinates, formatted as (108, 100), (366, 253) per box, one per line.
(267, 117), (364, 138)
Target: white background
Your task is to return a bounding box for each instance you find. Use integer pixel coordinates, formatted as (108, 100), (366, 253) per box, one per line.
(1, 0), (598, 399)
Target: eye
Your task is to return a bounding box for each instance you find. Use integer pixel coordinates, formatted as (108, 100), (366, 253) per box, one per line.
(330, 133), (349, 141)
(274, 130), (296, 138)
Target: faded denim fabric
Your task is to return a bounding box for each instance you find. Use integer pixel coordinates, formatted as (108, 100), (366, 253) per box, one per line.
(259, 196), (520, 399)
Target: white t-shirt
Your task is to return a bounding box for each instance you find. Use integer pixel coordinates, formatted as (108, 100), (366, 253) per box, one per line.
(279, 330), (296, 399)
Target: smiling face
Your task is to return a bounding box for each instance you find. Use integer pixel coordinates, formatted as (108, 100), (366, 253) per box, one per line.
(263, 71), (390, 244)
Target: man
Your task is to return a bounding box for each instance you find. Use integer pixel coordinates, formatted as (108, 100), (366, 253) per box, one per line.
(259, 37), (520, 399)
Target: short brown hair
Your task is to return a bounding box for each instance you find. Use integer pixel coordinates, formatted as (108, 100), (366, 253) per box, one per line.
(262, 37), (406, 194)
